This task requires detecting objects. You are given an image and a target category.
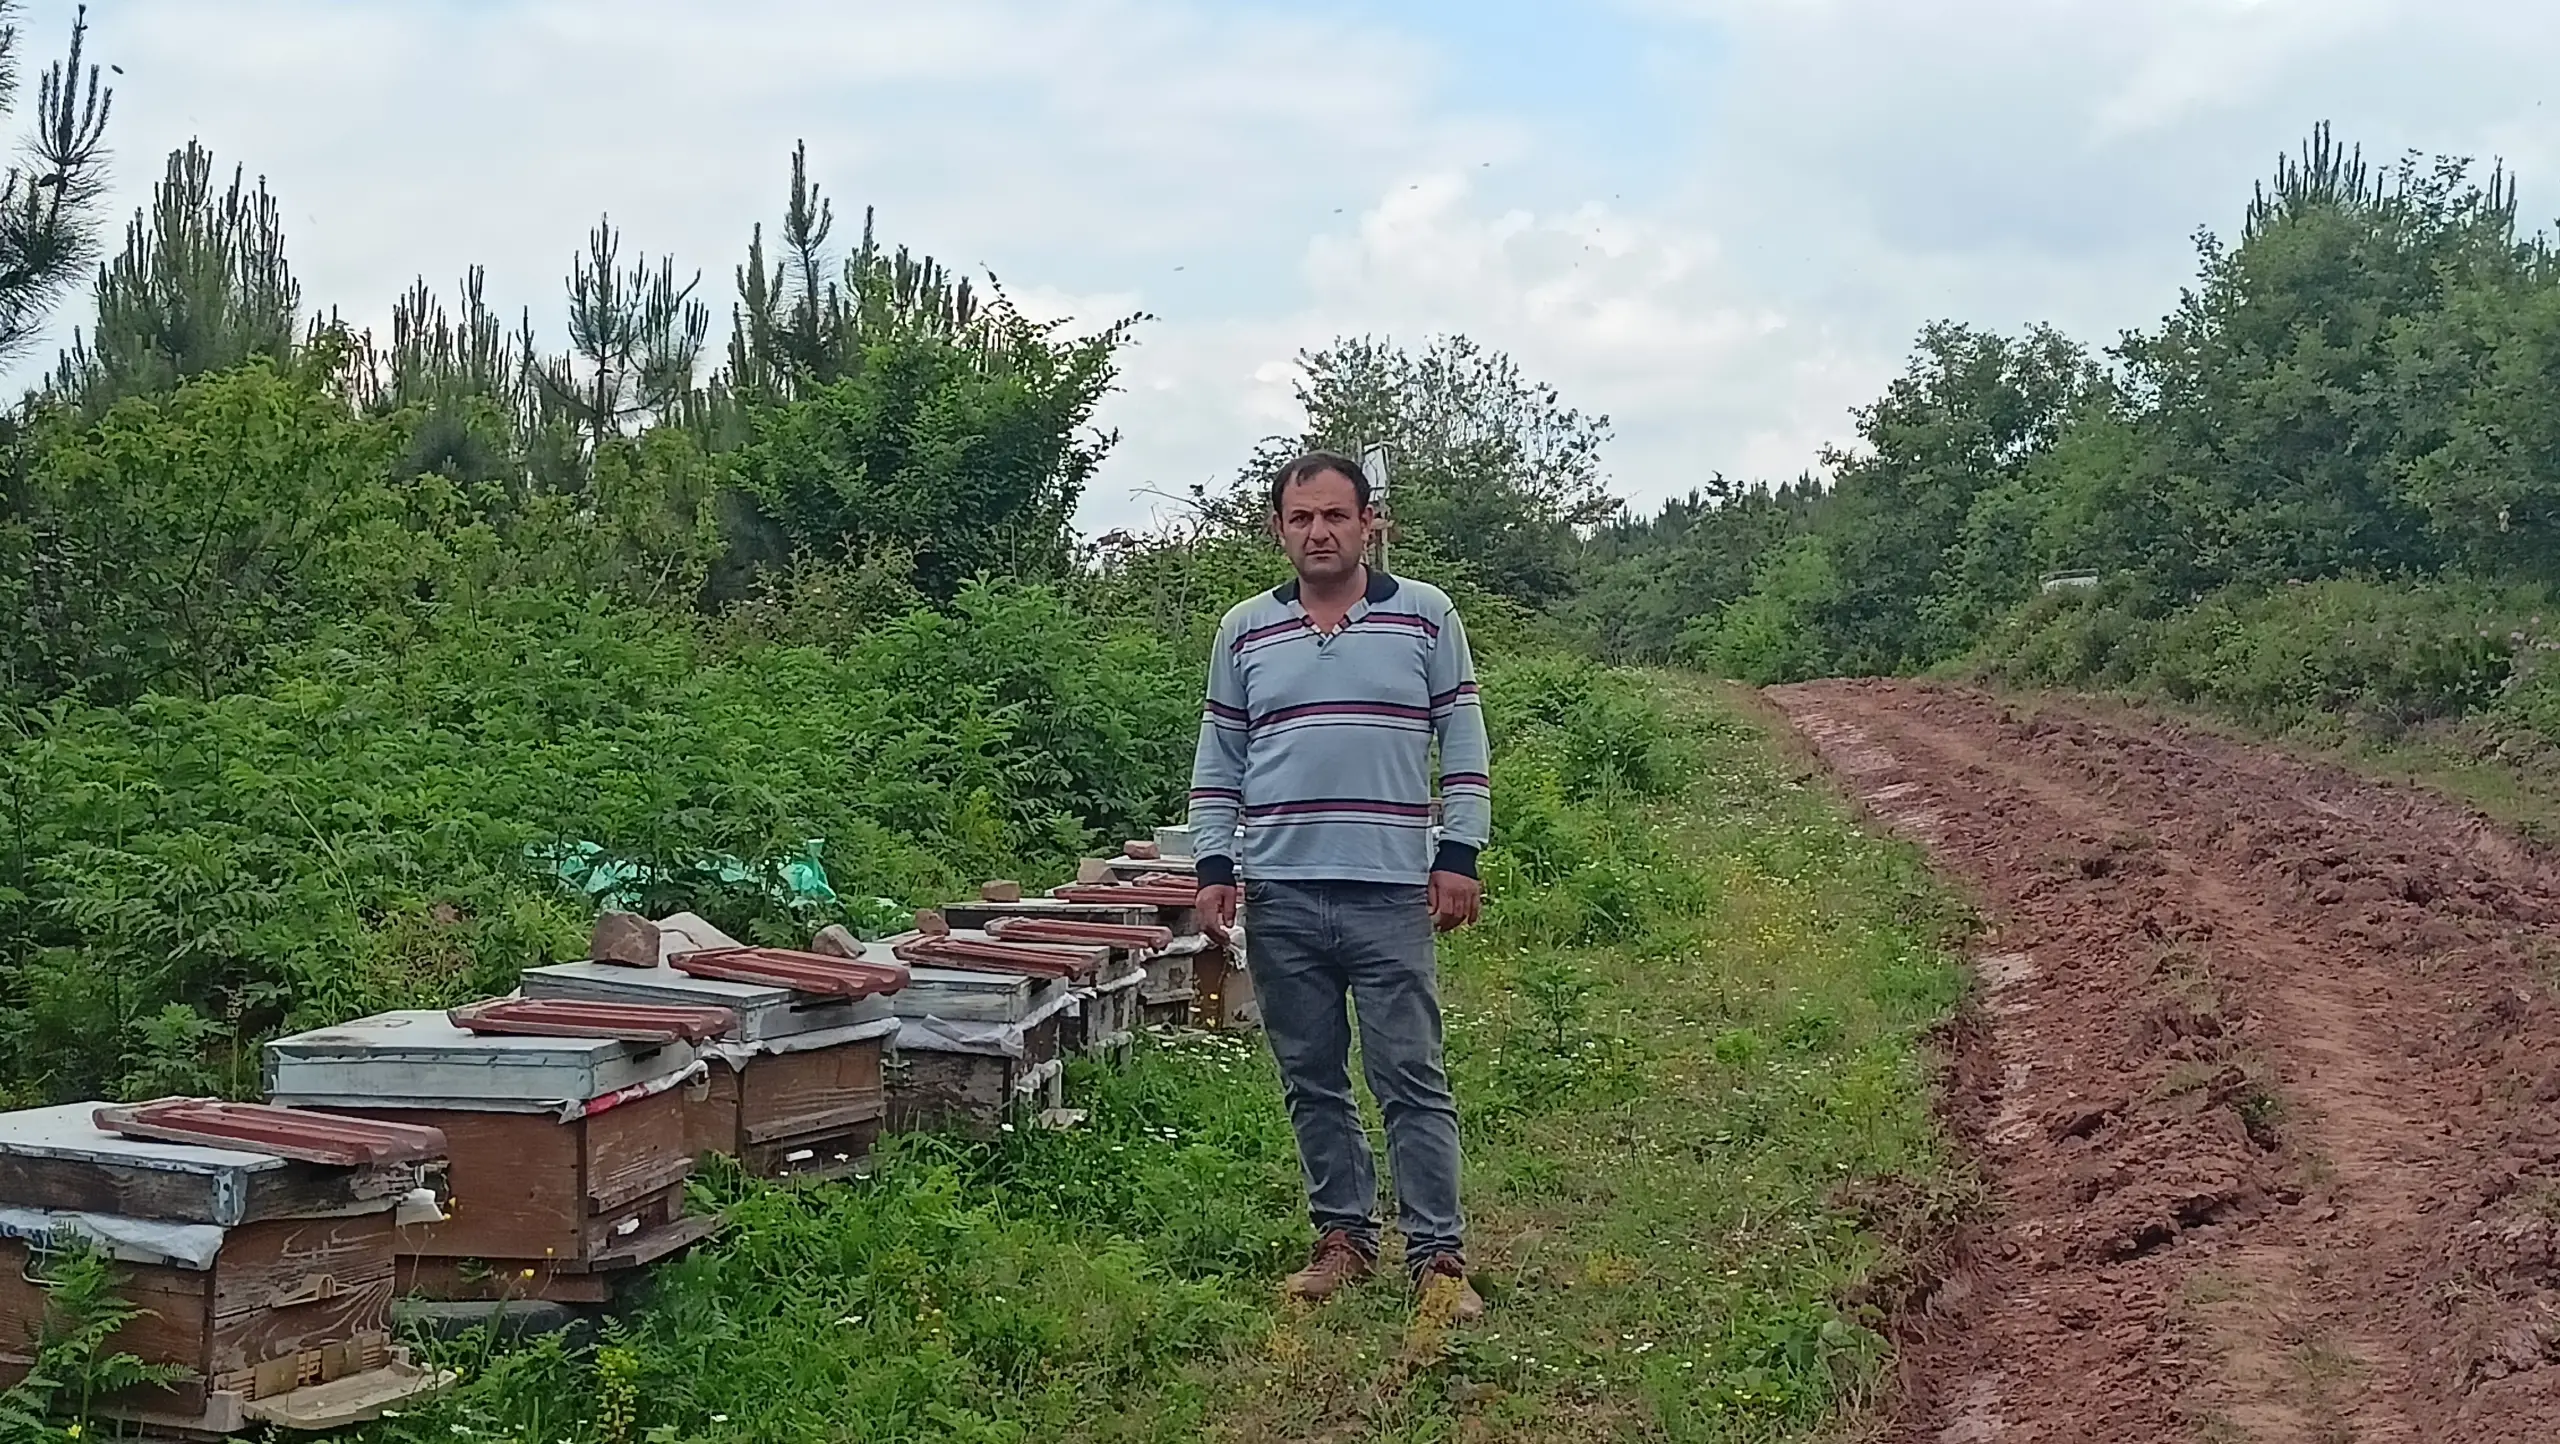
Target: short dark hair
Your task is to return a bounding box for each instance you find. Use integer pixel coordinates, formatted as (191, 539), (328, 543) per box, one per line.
(1269, 450), (1371, 514)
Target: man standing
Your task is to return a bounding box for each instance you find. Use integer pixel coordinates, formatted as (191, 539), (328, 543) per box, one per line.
(1189, 450), (1490, 1321)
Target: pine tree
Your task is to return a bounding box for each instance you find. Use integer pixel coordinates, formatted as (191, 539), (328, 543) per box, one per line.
(0, 1), (112, 363)
(724, 141), (984, 404)
(54, 139), (297, 405)
(533, 217), (708, 458)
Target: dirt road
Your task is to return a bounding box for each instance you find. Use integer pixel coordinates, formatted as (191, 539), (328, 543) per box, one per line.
(1767, 680), (2560, 1444)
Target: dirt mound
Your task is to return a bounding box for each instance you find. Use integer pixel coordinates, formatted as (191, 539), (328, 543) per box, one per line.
(1770, 680), (2560, 1443)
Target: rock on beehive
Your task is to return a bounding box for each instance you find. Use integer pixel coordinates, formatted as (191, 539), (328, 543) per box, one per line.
(590, 910), (663, 969)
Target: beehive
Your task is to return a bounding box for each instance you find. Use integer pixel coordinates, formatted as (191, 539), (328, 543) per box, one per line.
(0, 1101), (451, 1433)
(521, 951), (904, 1180)
(806, 938), (1072, 1136)
(970, 917), (1166, 1060)
(264, 1007), (721, 1303)
(1190, 936), (1257, 1031)
(942, 898), (1201, 1029)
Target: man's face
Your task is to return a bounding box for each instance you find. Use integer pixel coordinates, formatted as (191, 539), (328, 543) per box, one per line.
(1272, 469), (1373, 585)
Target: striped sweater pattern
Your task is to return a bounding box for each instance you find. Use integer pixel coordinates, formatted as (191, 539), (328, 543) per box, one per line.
(1186, 571), (1491, 887)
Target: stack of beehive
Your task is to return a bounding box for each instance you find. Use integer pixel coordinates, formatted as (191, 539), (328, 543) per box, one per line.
(264, 998), (733, 1304)
(0, 813), (1259, 1436)
(1051, 825), (1255, 1032)
(521, 911), (908, 1180)
(0, 1100), (453, 1434)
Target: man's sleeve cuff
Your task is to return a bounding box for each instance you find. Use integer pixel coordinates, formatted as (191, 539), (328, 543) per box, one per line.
(1431, 841), (1480, 879)
(1196, 854), (1238, 888)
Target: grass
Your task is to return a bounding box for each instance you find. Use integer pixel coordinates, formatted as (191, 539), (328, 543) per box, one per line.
(353, 674), (1974, 1444)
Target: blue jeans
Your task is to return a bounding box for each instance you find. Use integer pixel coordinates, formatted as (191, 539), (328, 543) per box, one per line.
(1244, 878), (1464, 1272)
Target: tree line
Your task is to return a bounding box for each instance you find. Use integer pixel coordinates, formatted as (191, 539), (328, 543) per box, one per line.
(1556, 125), (2560, 691)
(6, 23), (2552, 711)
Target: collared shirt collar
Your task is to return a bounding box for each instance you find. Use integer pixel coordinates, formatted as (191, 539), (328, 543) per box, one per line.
(1271, 569), (1400, 608)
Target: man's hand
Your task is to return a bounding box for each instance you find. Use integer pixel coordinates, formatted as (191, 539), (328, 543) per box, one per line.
(1428, 870), (1482, 932)
(1199, 883), (1239, 942)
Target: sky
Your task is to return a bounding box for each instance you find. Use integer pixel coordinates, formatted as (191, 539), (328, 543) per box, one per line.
(8, 0), (2559, 534)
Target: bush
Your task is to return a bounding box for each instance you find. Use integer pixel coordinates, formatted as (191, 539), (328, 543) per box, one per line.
(1976, 577), (2554, 734)
(1483, 655), (1684, 800)
(0, 583), (1194, 1104)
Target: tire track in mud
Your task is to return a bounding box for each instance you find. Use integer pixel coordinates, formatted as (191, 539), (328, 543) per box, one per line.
(1769, 679), (2560, 1444)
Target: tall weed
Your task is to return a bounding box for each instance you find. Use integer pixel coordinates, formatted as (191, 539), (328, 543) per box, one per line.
(0, 583), (1193, 1103)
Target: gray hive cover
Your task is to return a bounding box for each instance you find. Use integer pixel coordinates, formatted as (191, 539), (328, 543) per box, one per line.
(0, 1102), (302, 1228)
(940, 899), (1157, 931)
(818, 937), (1037, 1023)
(519, 960), (892, 1043)
(265, 1010), (700, 1112)
(1105, 854), (1196, 879)
(893, 966), (1038, 1024)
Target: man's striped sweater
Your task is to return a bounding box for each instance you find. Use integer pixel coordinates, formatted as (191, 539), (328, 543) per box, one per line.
(1186, 570), (1491, 889)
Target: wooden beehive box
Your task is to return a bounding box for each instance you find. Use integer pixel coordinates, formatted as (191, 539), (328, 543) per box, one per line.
(264, 1008), (720, 1303)
(943, 897), (1203, 1029)
(1046, 884), (1202, 937)
(1190, 935), (1257, 1031)
(897, 925), (1131, 1060)
(0, 1101), (451, 1434)
(1138, 936), (1202, 1027)
(1079, 961), (1146, 1061)
(964, 917), (1162, 1062)
(851, 936), (1075, 1136)
(939, 898), (1155, 933)
(520, 958), (902, 1180)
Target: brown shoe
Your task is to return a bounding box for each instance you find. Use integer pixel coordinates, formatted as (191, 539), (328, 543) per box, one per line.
(1284, 1229), (1376, 1302)
(1412, 1252), (1485, 1323)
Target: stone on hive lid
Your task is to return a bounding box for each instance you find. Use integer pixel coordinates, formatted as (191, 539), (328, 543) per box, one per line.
(590, 910), (661, 969)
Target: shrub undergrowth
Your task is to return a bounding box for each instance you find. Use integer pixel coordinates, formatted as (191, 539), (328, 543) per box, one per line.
(0, 581), (1194, 1105)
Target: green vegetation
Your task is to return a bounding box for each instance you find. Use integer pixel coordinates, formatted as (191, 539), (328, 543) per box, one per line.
(347, 667), (1966, 1444)
(0, 108), (1983, 1444)
(1563, 126), (2560, 783)
(0, 136), (1172, 1107)
(1975, 577), (2560, 842)
(9, 59), (2531, 1444)
(0, 560), (1195, 1104)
